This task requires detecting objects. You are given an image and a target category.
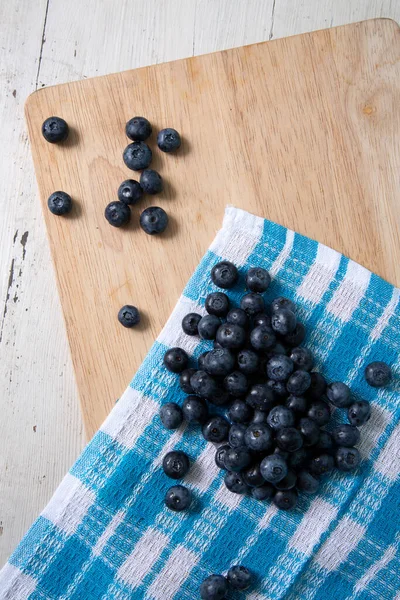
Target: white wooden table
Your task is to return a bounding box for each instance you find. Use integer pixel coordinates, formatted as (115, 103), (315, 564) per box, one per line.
(1, 0), (399, 567)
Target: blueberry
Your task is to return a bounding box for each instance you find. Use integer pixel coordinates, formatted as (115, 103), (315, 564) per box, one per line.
(182, 395), (208, 423)
(283, 322), (306, 347)
(211, 261), (238, 289)
(198, 351), (209, 370)
(253, 313), (271, 328)
(271, 308), (297, 336)
(125, 116), (152, 141)
(273, 489), (298, 510)
(240, 293), (265, 316)
(274, 469), (297, 490)
(200, 574), (228, 600)
(204, 348), (235, 376)
(227, 565), (252, 591)
(246, 384), (275, 412)
(297, 470), (319, 494)
(204, 292), (229, 318)
(287, 370), (311, 395)
(117, 179), (143, 205)
(215, 444), (230, 469)
(123, 141), (152, 170)
(348, 401), (371, 427)
(288, 447), (309, 470)
(182, 312), (202, 336)
(47, 191), (72, 216)
(163, 347), (189, 373)
(335, 446), (361, 471)
(139, 206), (168, 234)
(252, 410), (269, 424)
(271, 297), (296, 314)
(251, 483), (274, 500)
(165, 485), (192, 511)
(267, 355), (294, 381)
(298, 417), (320, 447)
(157, 127), (181, 152)
(316, 430), (334, 452)
(198, 315), (221, 340)
(332, 424), (360, 447)
(308, 372), (327, 399)
(216, 323), (246, 349)
(179, 369), (197, 394)
(162, 450), (190, 479)
(202, 416), (230, 443)
(117, 304), (140, 327)
(276, 427), (303, 452)
(250, 325), (276, 352)
(260, 454), (288, 483)
(229, 399), (253, 423)
(326, 381), (351, 408)
(237, 349), (259, 375)
(244, 423), (273, 452)
(307, 399), (330, 426)
(285, 394), (307, 414)
(226, 308), (249, 328)
(266, 379), (288, 398)
(42, 116), (69, 143)
(224, 371), (248, 397)
(242, 463), (264, 487)
(140, 169), (163, 194)
(191, 370), (218, 399)
(267, 406), (295, 430)
(229, 423), (247, 448)
(224, 447), (252, 471)
(224, 471), (249, 494)
(365, 361), (392, 387)
(290, 347), (313, 371)
(160, 403), (183, 430)
(246, 267), (271, 293)
(309, 453), (335, 476)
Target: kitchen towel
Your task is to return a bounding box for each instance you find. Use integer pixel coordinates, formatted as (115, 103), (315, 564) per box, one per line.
(1, 206), (399, 600)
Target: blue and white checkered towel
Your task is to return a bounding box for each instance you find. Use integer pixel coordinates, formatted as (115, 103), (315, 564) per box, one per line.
(1, 207), (399, 600)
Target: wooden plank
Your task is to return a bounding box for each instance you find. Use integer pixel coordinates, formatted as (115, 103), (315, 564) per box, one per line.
(25, 19), (400, 439)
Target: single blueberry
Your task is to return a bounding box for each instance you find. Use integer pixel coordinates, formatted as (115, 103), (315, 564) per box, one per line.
(226, 307), (249, 328)
(200, 574), (228, 600)
(224, 447), (252, 472)
(308, 453), (335, 476)
(242, 463), (264, 487)
(298, 417), (320, 447)
(139, 206), (168, 234)
(126, 116), (152, 141)
(229, 399), (253, 423)
(285, 394), (308, 414)
(215, 444), (230, 469)
(42, 116), (69, 143)
(271, 308), (297, 336)
(289, 347), (314, 371)
(224, 371), (248, 397)
(229, 423), (247, 448)
(253, 312), (271, 328)
(260, 454), (288, 483)
(283, 322), (306, 346)
(224, 471), (249, 494)
(216, 323), (246, 349)
(227, 565), (252, 591)
(240, 293), (265, 316)
(297, 470), (319, 494)
(162, 450), (190, 479)
(205, 292), (229, 317)
(332, 424), (360, 447)
(202, 415), (230, 443)
(273, 489), (298, 510)
(271, 296), (296, 314)
(140, 169), (163, 194)
(47, 191), (72, 216)
(105, 200), (130, 226)
(123, 141), (152, 170)
(274, 469), (297, 490)
(267, 405), (295, 430)
(251, 483), (274, 500)
(250, 325), (276, 352)
(117, 179), (143, 205)
(244, 423), (273, 452)
(288, 447), (309, 470)
(287, 370), (311, 395)
(347, 400), (371, 427)
(335, 446), (361, 471)
(160, 403), (183, 430)
(198, 351), (209, 370)
(163, 347), (189, 373)
(182, 312), (202, 336)
(157, 127), (181, 152)
(307, 399), (330, 426)
(365, 361), (392, 387)
(191, 370), (218, 399)
(182, 395), (208, 423)
(276, 427), (303, 452)
(198, 315), (221, 340)
(117, 304), (140, 327)
(204, 348), (235, 376)
(246, 267), (271, 293)
(179, 369), (197, 394)
(246, 384), (275, 412)
(326, 381), (352, 407)
(316, 430), (334, 452)
(165, 485), (192, 511)
(237, 349), (260, 375)
(308, 372), (327, 399)
(211, 261), (238, 289)
(266, 355), (294, 381)
(266, 379), (288, 398)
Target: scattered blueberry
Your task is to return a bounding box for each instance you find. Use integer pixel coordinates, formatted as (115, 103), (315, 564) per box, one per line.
(182, 395), (208, 423)
(139, 206), (168, 234)
(335, 446), (361, 471)
(246, 267), (271, 293)
(165, 485), (192, 511)
(365, 361), (392, 387)
(198, 315), (221, 340)
(326, 381), (351, 407)
(298, 417), (320, 447)
(104, 201), (130, 226)
(242, 463), (264, 487)
(290, 347), (313, 371)
(276, 427), (303, 452)
(140, 169), (163, 195)
(285, 394), (308, 414)
(228, 399), (253, 424)
(348, 400), (371, 427)
(271, 308), (297, 335)
(224, 447), (252, 472)
(163, 347), (189, 373)
(202, 416), (230, 443)
(215, 444), (230, 469)
(271, 297), (296, 314)
(226, 307), (249, 328)
(126, 116), (152, 141)
(190, 370), (218, 399)
(227, 565), (252, 591)
(204, 348), (235, 376)
(273, 489), (298, 510)
(224, 471), (249, 494)
(211, 261), (238, 289)
(244, 423), (273, 452)
(216, 323), (246, 349)
(42, 116), (69, 143)
(160, 403), (183, 430)
(228, 423), (247, 448)
(123, 141), (152, 170)
(48, 191), (72, 216)
(250, 325), (276, 351)
(267, 406), (295, 430)
(309, 453), (335, 476)
(162, 451), (190, 479)
(224, 371), (248, 397)
(179, 369), (196, 394)
(260, 454), (288, 483)
(205, 292), (229, 317)
(246, 384), (275, 412)
(297, 470), (319, 494)
(118, 305), (140, 328)
(307, 399), (330, 426)
(266, 355), (294, 382)
(182, 312), (202, 336)
(118, 179), (143, 205)
(200, 575), (228, 600)
(287, 370), (311, 395)
(237, 349), (260, 375)
(240, 292), (265, 316)
(332, 424), (360, 447)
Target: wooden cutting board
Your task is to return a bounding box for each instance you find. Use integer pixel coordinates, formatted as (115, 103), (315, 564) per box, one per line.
(25, 19), (400, 439)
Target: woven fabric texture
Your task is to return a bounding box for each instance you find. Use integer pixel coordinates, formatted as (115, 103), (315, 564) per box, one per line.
(1, 207), (399, 600)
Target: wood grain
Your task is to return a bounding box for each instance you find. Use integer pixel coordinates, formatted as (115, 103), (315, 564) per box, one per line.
(24, 19), (400, 439)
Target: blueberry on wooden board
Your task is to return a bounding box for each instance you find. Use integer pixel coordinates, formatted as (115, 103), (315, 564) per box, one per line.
(117, 305), (140, 328)
(47, 191), (72, 215)
(139, 206), (168, 234)
(123, 141), (152, 170)
(157, 127), (181, 152)
(117, 179), (143, 205)
(42, 116), (69, 143)
(105, 201), (130, 227)
(125, 116), (152, 141)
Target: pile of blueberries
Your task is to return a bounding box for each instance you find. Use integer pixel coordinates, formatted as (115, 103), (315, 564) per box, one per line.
(160, 260), (392, 518)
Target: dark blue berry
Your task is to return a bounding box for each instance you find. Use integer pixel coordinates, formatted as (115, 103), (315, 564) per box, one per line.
(118, 179), (143, 205)
(332, 424), (360, 447)
(251, 483), (274, 500)
(163, 347), (189, 373)
(244, 423), (273, 452)
(162, 450), (190, 479)
(191, 370), (218, 398)
(200, 574), (228, 600)
(182, 395), (208, 423)
(288, 448), (309, 470)
(271, 308), (297, 336)
(118, 304), (140, 327)
(139, 206), (168, 234)
(229, 423), (247, 448)
(157, 127), (181, 152)
(205, 292), (229, 317)
(47, 191), (72, 216)
(215, 444), (230, 469)
(335, 446), (361, 471)
(309, 453), (335, 476)
(226, 308), (249, 328)
(204, 348), (235, 376)
(198, 351), (209, 370)
(105, 201), (130, 226)
(182, 312), (201, 336)
(285, 394), (307, 414)
(42, 116), (69, 143)
(266, 379), (287, 398)
(202, 416), (230, 443)
(224, 447), (252, 471)
(298, 417), (320, 447)
(240, 293), (265, 316)
(179, 369), (197, 394)
(224, 471), (249, 494)
(260, 454), (288, 483)
(250, 325), (276, 351)
(273, 489), (298, 510)
(276, 427), (303, 452)
(316, 430), (334, 452)
(242, 463), (264, 487)
(252, 410), (269, 424)
(326, 381), (351, 407)
(140, 169), (163, 194)
(274, 469), (297, 490)
(253, 313), (271, 328)
(287, 370), (311, 395)
(365, 361), (392, 387)
(308, 372), (327, 399)
(297, 470), (319, 494)
(246, 267), (271, 293)
(283, 322), (306, 347)
(126, 116), (152, 141)
(348, 401), (371, 427)
(211, 261), (238, 289)
(216, 323), (246, 349)
(160, 403), (183, 430)
(271, 297), (296, 313)
(123, 141), (152, 170)
(246, 384), (275, 412)
(290, 347), (314, 371)
(307, 399), (330, 426)
(237, 349), (259, 375)
(267, 406), (295, 430)
(165, 485), (192, 511)
(224, 371), (248, 397)
(267, 355), (294, 381)
(198, 315), (221, 340)
(229, 399), (253, 423)
(227, 565), (252, 591)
